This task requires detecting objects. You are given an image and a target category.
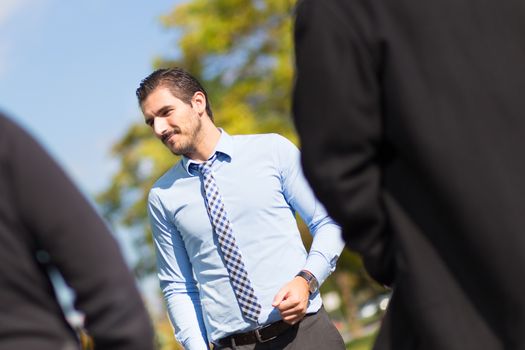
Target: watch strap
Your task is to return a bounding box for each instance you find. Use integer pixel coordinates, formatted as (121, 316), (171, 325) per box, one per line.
(296, 270), (319, 294)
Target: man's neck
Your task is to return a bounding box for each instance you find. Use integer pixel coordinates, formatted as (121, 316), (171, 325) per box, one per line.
(186, 124), (221, 162)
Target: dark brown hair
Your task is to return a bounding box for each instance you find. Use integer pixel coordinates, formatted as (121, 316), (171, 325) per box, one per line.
(136, 67), (213, 120)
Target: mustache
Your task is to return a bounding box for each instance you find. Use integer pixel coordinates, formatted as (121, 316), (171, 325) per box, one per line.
(160, 128), (180, 143)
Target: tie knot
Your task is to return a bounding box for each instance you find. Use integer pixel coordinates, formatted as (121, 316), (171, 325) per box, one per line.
(197, 162), (211, 175)
(193, 153), (217, 175)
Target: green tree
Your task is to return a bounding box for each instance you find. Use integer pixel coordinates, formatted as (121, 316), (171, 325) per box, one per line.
(98, 0), (384, 345)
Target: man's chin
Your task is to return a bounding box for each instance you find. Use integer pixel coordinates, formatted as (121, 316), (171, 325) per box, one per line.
(163, 139), (182, 156)
(168, 145), (192, 157)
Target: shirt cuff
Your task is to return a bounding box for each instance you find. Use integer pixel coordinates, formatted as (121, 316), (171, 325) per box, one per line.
(303, 251), (336, 286)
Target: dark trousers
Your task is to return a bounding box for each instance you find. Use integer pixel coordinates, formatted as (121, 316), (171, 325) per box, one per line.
(213, 307), (345, 350)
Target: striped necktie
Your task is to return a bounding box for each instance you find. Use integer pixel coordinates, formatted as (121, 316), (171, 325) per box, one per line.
(194, 154), (262, 322)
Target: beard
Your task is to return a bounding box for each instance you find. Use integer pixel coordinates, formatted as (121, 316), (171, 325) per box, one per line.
(163, 117), (203, 156)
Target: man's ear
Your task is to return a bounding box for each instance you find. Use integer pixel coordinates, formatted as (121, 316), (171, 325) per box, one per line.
(191, 91), (207, 115)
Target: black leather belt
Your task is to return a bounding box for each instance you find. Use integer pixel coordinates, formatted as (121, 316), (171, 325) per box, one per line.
(215, 319), (295, 347)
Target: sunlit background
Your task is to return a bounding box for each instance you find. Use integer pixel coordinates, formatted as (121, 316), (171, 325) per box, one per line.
(0, 1), (388, 349)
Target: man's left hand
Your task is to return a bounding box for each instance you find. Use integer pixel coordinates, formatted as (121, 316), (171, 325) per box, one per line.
(271, 277), (310, 324)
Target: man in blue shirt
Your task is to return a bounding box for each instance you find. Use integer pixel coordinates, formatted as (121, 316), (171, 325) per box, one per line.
(136, 68), (345, 350)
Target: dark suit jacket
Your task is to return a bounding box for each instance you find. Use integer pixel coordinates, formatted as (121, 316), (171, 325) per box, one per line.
(293, 0), (525, 349)
(0, 113), (154, 350)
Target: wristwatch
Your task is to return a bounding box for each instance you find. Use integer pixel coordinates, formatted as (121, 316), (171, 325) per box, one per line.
(296, 270), (319, 294)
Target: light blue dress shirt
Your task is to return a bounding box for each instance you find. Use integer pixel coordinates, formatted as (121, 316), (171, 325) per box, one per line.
(147, 130), (344, 349)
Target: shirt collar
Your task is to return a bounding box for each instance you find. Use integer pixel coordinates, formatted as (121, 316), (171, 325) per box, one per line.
(182, 128), (233, 176)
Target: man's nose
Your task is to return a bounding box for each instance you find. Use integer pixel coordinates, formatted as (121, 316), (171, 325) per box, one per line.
(153, 118), (167, 138)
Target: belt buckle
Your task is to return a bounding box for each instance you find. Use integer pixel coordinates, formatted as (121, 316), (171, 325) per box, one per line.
(254, 323), (278, 343)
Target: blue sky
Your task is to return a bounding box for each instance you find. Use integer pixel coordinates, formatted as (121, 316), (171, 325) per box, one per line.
(0, 0), (181, 312)
(0, 0), (178, 196)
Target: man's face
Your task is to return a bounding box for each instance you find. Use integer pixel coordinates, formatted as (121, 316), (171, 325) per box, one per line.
(141, 87), (202, 156)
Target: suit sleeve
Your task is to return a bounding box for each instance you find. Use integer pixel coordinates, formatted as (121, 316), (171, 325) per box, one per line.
(4, 116), (155, 349)
(292, 0), (394, 285)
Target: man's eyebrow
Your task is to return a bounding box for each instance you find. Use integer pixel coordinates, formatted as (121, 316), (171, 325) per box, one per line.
(145, 105), (172, 125)
(153, 105), (172, 116)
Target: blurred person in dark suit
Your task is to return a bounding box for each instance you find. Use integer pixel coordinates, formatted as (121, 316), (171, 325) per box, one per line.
(0, 112), (155, 350)
(292, 0), (525, 349)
